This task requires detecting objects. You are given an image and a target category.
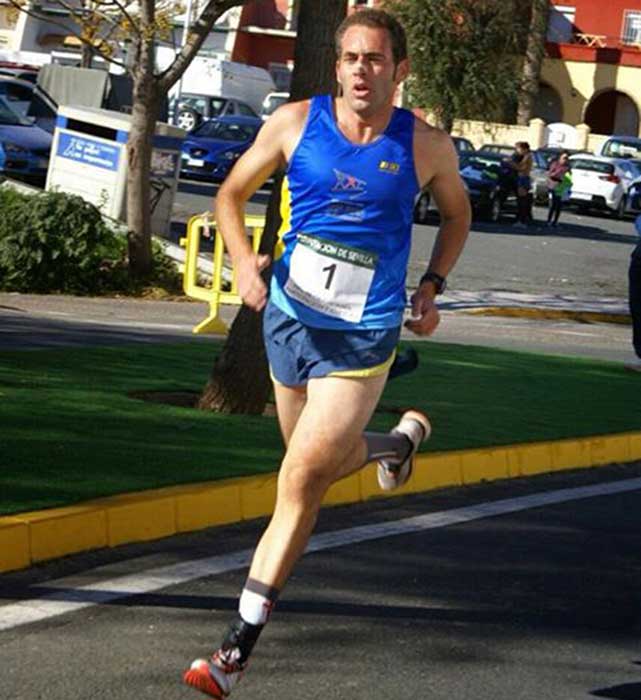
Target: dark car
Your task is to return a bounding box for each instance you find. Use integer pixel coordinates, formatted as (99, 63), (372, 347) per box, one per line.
(0, 75), (58, 134)
(0, 95), (52, 185)
(479, 143), (515, 157)
(170, 94), (259, 132)
(180, 115), (263, 182)
(458, 150), (517, 221)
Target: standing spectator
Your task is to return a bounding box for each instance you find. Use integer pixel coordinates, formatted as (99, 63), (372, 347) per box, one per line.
(509, 141), (533, 228)
(546, 151), (571, 228)
(626, 214), (641, 372)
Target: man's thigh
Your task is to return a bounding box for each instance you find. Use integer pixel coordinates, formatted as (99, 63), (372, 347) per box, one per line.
(273, 381), (307, 447)
(282, 373), (388, 474)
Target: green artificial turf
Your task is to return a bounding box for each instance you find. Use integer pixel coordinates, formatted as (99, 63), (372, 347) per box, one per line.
(0, 340), (639, 516)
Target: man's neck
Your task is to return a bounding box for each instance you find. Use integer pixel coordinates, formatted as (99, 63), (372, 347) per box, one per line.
(333, 97), (395, 145)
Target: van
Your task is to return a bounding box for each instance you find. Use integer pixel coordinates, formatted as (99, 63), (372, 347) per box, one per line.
(165, 55), (276, 115)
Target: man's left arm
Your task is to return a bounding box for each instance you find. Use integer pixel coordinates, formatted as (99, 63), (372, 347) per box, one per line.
(406, 131), (471, 336)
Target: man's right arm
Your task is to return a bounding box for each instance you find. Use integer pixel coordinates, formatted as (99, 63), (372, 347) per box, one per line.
(214, 101), (308, 311)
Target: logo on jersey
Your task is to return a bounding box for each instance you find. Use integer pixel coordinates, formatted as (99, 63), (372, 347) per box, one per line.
(327, 200), (365, 221)
(332, 169), (367, 194)
(379, 160), (400, 174)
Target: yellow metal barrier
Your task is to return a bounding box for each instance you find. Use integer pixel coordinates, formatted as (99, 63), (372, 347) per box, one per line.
(180, 212), (266, 334)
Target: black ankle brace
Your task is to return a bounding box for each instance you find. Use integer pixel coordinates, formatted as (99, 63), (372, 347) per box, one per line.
(221, 617), (264, 665)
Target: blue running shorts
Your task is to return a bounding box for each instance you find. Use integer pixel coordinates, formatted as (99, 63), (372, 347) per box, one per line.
(263, 301), (400, 387)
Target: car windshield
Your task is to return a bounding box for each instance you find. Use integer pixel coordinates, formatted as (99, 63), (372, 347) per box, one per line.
(571, 159), (614, 174)
(0, 96), (30, 126)
(464, 154), (504, 168)
(602, 139), (641, 159)
(194, 120), (258, 141)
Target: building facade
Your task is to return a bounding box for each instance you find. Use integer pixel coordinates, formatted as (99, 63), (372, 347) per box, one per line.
(539, 0), (641, 136)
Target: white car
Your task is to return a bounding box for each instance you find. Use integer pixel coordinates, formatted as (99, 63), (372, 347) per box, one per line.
(568, 155), (641, 218)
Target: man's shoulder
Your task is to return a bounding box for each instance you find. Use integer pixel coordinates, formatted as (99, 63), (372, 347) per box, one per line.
(268, 98), (311, 127)
(413, 119), (457, 159)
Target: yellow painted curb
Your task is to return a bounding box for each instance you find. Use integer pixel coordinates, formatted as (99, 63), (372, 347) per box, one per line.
(1, 430), (640, 574)
(463, 306), (631, 325)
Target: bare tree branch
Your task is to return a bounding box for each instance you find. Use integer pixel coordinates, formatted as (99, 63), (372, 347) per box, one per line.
(157, 0), (243, 92)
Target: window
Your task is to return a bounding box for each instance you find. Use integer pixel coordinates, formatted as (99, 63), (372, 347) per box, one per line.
(622, 10), (641, 45)
(547, 5), (575, 43)
(237, 102), (258, 117)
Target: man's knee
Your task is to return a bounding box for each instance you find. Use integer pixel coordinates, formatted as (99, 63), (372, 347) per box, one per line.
(278, 439), (360, 504)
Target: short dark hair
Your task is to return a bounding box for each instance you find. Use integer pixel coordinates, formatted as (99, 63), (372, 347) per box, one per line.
(335, 8), (408, 66)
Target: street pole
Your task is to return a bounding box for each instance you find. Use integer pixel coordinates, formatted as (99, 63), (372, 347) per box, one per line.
(174, 0), (194, 106)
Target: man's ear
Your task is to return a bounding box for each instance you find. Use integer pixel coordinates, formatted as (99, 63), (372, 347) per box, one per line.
(395, 58), (410, 84)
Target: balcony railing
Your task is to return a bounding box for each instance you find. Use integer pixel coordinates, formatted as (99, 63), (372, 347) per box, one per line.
(566, 32), (641, 51)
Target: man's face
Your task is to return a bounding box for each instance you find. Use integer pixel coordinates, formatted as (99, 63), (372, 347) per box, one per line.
(336, 25), (408, 118)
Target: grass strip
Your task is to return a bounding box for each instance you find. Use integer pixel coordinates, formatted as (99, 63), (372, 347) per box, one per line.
(1, 340), (639, 516)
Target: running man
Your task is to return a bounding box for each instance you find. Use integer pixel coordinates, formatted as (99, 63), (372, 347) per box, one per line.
(184, 8), (471, 698)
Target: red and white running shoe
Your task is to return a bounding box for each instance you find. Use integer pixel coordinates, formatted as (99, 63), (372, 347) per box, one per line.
(183, 648), (245, 699)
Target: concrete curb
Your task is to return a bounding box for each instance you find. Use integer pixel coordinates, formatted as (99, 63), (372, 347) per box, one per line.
(462, 306), (631, 325)
(2, 430), (640, 574)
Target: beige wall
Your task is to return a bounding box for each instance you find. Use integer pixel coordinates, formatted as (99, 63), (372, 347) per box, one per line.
(541, 57), (641, 134)
(450, 117), (608, 155)
(450, 120), (530, 150)
(0, 6), (19, 50)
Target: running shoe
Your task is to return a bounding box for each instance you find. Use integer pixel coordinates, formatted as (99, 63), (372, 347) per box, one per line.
(183, 649), (245, 699)
(624, 358), (641, 373)
(377, 409), (431, 491)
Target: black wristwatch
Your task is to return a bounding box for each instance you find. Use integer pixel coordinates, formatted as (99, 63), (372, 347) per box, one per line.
(419, 271), (447, 294)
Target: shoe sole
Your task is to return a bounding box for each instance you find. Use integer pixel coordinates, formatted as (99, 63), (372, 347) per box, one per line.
(377, 409), (431, 491)
(183, 660), (226, 699)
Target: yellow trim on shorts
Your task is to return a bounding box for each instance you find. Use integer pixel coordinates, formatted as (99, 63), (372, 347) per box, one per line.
(328, 349), (397, 378)
(268, 349), (397, 385)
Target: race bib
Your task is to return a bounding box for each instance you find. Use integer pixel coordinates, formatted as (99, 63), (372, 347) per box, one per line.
(285, 233), (378, 323)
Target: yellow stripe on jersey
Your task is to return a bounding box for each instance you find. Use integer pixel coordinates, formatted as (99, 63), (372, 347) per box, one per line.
(274, 176), (292, 261)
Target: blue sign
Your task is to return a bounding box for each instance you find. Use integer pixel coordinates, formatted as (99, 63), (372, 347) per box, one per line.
(57, 132), (121, 171)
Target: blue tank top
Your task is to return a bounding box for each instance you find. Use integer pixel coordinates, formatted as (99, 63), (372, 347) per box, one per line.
(269, 94), (419, 330)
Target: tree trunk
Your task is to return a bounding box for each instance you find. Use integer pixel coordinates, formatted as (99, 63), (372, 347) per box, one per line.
(198, 0), (346, 414)
(516, 0), (549, 125)
(197, 177), (283, 414)
(126, 36), (158, 278)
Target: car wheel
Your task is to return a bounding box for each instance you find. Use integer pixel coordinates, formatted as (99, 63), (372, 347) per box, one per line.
(485, 194), (501, 223)
(615, 195), (627, 219)
(414, 191), (431, 224)
(176, 108), (201, 132)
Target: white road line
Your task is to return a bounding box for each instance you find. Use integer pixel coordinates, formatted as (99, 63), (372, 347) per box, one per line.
(1, 477), (641, 633)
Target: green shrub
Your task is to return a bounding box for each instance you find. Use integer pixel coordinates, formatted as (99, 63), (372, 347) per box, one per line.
(0, 188), (181, 295)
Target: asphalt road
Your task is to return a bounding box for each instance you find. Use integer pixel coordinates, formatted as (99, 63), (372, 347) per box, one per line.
(0, 292), (632, 362)
(1, 464), (640, 700)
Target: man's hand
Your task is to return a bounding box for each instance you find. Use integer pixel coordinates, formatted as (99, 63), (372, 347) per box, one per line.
(236, 253), (271, 311)
(404, 285), (440, 336)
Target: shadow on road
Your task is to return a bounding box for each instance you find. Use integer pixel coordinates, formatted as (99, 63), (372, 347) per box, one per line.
(0, 312), (206, 350)
(592, 682), (641, 699)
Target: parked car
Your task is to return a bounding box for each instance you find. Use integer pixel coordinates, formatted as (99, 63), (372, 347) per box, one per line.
(530, 147), (591, 204)
(260, 91), (289, 121)
(0, 75), (57, 133)
(567, 154), (641, 217)
(458, 150), (517, 222)
(452, 136), (475, 157)
(180, 115), (263, 182)
(170, 93), (259, 131)
(0, 95), (52, 185)
(479, 143), (515, 157)
(0, 67), (38, 83)
(598, 135), (641, 160)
